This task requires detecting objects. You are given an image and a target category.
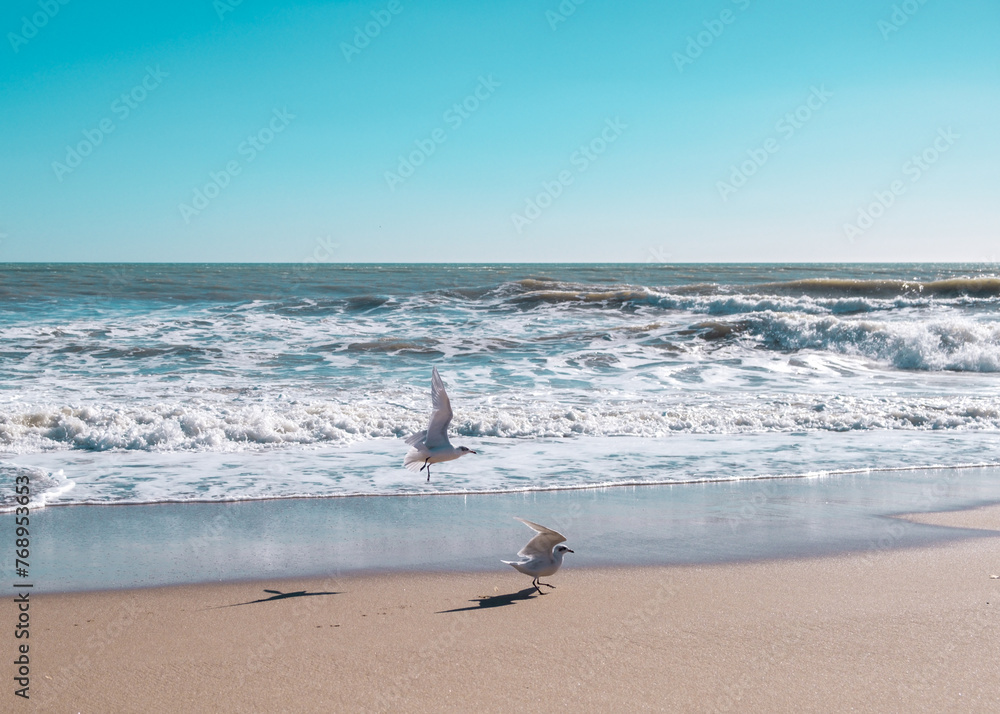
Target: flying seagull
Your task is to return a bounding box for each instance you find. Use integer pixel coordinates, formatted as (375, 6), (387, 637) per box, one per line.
(502, 518), (574, 595)
(403, 367), (476, 482)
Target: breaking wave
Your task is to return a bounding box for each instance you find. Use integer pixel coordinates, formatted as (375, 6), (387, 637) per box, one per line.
(2, 392), (999, 454)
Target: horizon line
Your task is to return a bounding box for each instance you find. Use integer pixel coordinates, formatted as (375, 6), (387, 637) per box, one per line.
(1, 260), (998, 266)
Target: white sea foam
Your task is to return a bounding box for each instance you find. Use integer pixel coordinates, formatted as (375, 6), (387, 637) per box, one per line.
(0, 463), (75, 511)
(3, 431), (998, 512)
(738, 312), (1000, 372)
(2, 390), (999, 455)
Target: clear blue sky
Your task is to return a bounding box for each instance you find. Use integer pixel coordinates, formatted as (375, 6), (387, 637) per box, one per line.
(1, 0), (997, 262)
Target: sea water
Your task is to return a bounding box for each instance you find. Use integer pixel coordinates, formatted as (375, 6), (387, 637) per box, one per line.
(2, 263), (1000, 510)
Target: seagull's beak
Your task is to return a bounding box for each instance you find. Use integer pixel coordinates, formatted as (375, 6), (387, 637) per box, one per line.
(566, 548), (574, 553)
(469, 450), (477, 454)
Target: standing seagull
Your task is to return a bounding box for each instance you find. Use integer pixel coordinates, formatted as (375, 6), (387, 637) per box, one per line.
(403, 367), (476, 482)
(502, 518), (574, 595)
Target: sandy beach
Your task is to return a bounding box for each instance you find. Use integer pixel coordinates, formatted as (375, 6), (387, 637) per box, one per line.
(18, 504), (999, 712)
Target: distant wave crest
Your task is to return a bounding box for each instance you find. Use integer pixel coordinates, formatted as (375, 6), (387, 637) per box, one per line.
(708, 313), (1000, 372)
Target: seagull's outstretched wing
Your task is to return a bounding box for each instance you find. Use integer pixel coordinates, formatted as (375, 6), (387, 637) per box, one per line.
(404, 430), (427, 447)
(515, 517), (566, 557)
(423, 367), (453, 449)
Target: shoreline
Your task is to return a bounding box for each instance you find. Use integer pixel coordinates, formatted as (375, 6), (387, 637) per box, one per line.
(13, 458), (1000, 513)
(23, 504), (1000, 711)
(26, 466), (1000, 593)
(9, 431), (1000, 512)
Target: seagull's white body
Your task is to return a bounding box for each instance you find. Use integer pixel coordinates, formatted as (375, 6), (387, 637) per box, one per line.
(502, 518), (574, 594)
(403, 367), (475, 481)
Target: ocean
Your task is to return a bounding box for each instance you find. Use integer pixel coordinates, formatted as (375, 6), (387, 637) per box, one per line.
(2, 263), (1000, 513)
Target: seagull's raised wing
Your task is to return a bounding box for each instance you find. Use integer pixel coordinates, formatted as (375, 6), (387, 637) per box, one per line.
(404, 430), (427, 447)
(423, 367), (453, 449)
(515, 517), (566, 557)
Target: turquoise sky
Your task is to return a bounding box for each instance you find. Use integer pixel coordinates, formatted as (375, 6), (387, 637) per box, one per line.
(1, 0), (997, 262)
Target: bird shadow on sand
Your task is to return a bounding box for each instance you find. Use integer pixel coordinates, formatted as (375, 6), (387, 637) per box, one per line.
(436, 587), (538, 613)
(206, 588), (342, 610)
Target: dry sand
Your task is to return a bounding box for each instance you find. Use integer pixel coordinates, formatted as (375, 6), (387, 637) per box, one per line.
(17, 505), (1000, 712)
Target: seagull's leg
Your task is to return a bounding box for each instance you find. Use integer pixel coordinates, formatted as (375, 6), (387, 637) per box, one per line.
(538, 581), (556, 589)
(532, 578), (544, 595)
(426, 461), (431, 482)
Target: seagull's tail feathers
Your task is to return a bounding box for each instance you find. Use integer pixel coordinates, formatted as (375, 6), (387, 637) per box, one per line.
(403, 448), (429, 472)
(404, 430), (427, 447)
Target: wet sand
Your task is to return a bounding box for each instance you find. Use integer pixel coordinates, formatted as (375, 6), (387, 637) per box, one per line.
(20, 505), (1000, 712)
